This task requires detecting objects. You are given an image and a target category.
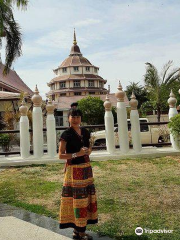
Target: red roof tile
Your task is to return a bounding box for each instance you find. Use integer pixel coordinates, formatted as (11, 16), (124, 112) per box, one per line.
(58, 56), (98, 68)
(0, 63), (33, 95)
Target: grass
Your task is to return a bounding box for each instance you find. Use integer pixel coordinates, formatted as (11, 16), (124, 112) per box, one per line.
(0, 156), (180, 240)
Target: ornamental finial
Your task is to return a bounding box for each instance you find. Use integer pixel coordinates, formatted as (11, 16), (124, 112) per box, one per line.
(168, 89), (177, 108)
(73, 28), (77, 45)
(129, 91), (138, 110)
(115, 81), (125, 102)
(104, 94), (112, 111)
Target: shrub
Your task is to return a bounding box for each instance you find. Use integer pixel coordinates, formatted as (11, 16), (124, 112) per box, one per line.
(168, 114), (180, 138)
(0, 134), (11, 152)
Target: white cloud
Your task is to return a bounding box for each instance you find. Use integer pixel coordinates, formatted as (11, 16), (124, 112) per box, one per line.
(2, 0), (180, 103)
(87, 40), (180, 95)
(17, 68), (54, 100)
(36, 30), (72, 49)
(74, 19), (101, 27)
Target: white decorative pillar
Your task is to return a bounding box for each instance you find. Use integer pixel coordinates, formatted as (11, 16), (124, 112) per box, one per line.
(168, 90), (178, 150)
(19, 98), (30, 159)
(31, 85), (43, 158)
(46, 96), (56, 158)
(129, 92), (142, 153)
(104, 94), (115, 154)
(115, 81), (129, 153)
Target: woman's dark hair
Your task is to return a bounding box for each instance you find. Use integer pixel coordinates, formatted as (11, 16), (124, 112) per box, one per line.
(70, 102), (78, 108)
(68, 108), (83, 118)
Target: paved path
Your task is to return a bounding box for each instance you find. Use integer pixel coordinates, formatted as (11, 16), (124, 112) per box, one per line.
(0, 203), (111, 240)
(0, 216), (71, 240)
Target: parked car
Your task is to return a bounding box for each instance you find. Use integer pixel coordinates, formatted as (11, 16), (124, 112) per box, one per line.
(91, 118), (170, 146)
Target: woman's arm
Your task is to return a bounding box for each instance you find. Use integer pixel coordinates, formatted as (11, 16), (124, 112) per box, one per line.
(58, 140), (88, 159)
(87, 147), (92, 156)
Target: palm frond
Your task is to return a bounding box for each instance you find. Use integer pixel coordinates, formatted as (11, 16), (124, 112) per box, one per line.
(0, 0), (22, 74)
(144, 62), (160, 89)
(4, 0), (28, 10)
(166, 75), (180, 87)
(161, 60), (173, 84)
(164, 68), (180, 85)
(13, 0), (28, 10)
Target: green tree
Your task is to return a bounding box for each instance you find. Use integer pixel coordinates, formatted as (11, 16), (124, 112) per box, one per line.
(77, 96), (117, 125)
(77, 96), (104, 125)
(144, 60), (180, 122)
(125, 81), (148, 109)
(0, 0), (28, 74)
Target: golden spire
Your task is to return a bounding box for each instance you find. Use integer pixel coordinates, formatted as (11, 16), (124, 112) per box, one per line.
(73, 28), (77, 45)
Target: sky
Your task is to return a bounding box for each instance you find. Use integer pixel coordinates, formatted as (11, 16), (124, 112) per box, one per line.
(1, 0), (180, 100)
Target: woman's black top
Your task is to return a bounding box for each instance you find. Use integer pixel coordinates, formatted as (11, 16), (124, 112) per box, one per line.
(60, 127), (90, 164)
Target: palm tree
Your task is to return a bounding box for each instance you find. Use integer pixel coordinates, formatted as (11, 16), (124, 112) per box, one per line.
(144, 60), (180, 122)
(0, 0), (28, 75)
(125, 81), (148, 109)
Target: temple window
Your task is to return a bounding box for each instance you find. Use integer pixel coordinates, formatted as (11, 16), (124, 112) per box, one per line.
(74, 67), (79, 71)
(86, 67), (90, 72)
(99, 82), (103, 88)
(74, 80), (81, 87)
(88, 80), (94, 87)
(74, 92), (82, 95)
(62, 68), (67, 73)
(60, 82), (66, 88)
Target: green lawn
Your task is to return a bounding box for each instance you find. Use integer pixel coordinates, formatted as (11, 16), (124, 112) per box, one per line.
(0, 156), (180, 240)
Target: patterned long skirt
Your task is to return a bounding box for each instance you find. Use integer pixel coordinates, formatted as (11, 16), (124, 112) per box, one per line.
(59, 162), (98, 232)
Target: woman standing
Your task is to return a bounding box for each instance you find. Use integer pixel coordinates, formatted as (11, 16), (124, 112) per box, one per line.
(59, 108), (98, 240)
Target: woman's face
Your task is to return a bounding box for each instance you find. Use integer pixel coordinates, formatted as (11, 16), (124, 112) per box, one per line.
(69, 115), (81, 127)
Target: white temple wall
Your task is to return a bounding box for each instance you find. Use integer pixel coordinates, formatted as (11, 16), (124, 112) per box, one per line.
(146, 114), (169, 123)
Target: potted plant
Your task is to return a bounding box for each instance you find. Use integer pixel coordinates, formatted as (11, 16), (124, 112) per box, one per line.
(0, 134), (11, 152)
(168, 114), (180, 150)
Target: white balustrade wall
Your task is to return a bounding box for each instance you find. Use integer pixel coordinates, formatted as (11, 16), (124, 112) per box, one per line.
(18, 86), (180, 159)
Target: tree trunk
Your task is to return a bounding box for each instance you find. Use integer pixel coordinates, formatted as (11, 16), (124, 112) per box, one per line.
(157, 106), (161, 122)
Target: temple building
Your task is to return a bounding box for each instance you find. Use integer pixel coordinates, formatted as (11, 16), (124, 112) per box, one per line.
(47, 30), (129, 126)
(0, 62), (33, 119)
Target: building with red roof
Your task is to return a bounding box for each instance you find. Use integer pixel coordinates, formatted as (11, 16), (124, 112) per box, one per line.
(0, 62), (33, 119)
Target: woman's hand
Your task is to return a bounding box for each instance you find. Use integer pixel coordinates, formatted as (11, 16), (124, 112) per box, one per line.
(78, 147), (89, 156)
(87, 147), (92, 155)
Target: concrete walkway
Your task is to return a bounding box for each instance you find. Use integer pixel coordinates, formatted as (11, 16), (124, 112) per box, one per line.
(0, 216), (71, 240)
(0, 203), (111, 240)
(0, 146), (180, 167)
